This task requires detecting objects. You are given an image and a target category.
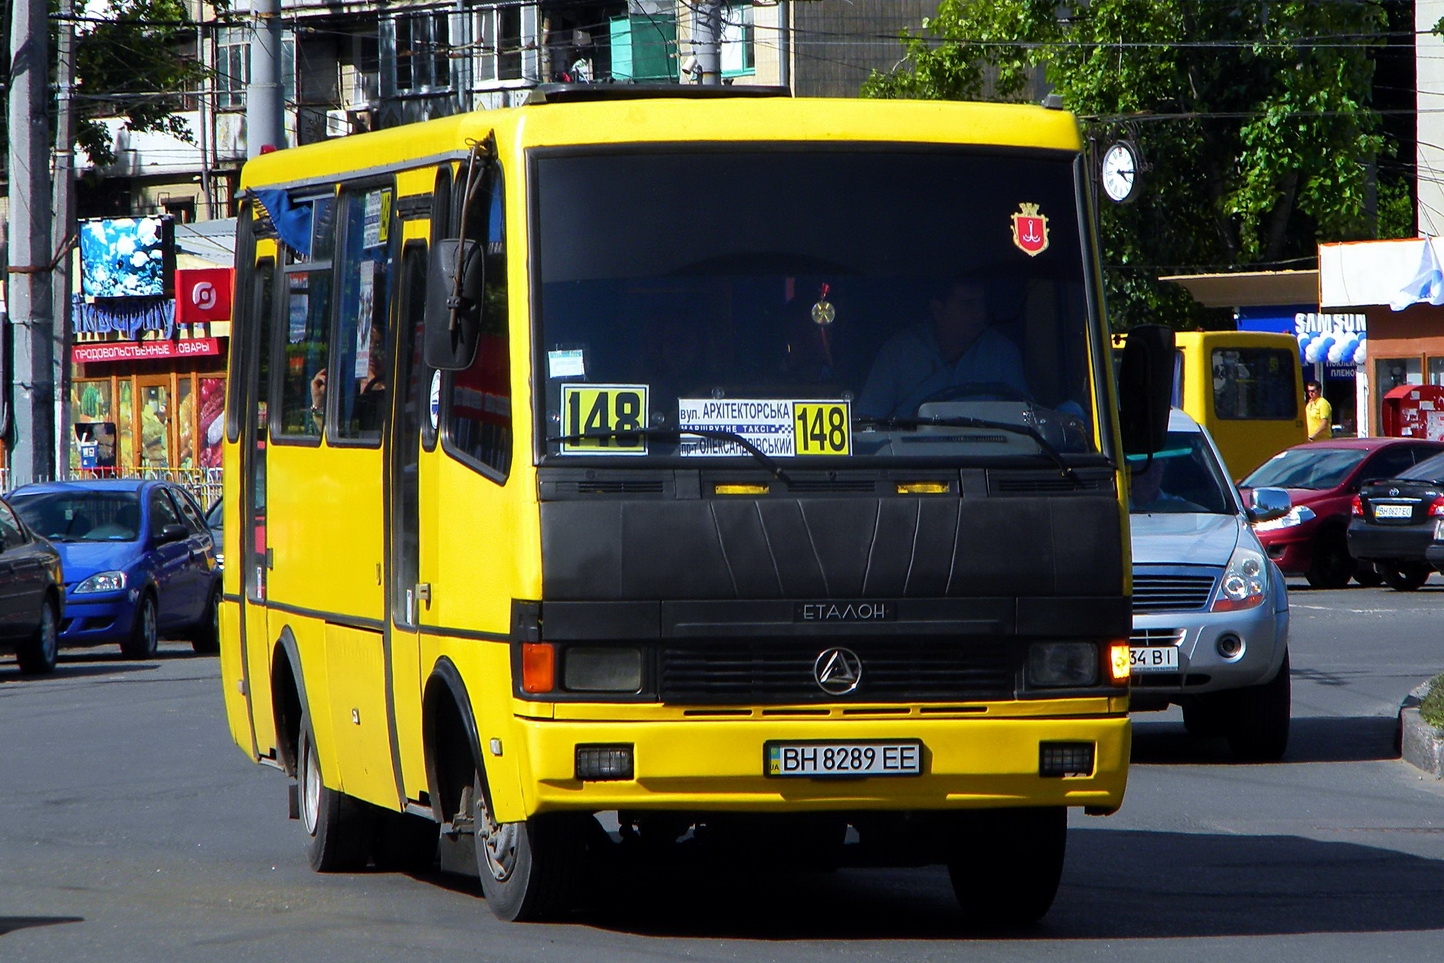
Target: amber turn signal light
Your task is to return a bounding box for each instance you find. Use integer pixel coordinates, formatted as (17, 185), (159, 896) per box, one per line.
(1108, 640), (1131, 685)
(522, 643), (556, 693)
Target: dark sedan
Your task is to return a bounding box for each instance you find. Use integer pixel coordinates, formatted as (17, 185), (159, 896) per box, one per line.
(0, 496), (64, 674)
(1240, 438), (1444, 588)
(7, 479), (220, 656)
(1346, 450), (1444, 590)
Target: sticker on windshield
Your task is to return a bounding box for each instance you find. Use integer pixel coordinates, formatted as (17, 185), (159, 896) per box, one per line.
(677, 399), (850, 457)
(793, 402), (851, 456)
(1011, 202), (1049, 257)
(559, 384), (648, 454)
(547, 348), (585, 380)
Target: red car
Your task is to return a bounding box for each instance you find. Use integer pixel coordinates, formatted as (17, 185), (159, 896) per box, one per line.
(1238, 438), (1444, 588)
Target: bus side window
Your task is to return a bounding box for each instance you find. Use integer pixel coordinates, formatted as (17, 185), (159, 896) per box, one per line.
(276, 193), (336, 439)
(333, 186), (395, 441)
(445, 166), (511, 480)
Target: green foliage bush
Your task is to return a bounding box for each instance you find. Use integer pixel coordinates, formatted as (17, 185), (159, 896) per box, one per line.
(1420, 674), (1444, 730)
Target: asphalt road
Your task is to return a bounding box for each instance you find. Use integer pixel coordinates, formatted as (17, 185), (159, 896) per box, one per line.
(4, 579), (1444, 962)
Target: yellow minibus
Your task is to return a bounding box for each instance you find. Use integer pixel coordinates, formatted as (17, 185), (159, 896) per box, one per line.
(219, 85), (1171, 924)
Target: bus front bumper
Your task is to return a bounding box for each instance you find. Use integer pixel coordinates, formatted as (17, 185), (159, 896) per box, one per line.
(513, 713), (1130, 815)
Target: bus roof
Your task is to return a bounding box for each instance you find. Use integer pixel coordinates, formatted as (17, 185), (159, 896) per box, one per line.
(238, 94), (1084, 191)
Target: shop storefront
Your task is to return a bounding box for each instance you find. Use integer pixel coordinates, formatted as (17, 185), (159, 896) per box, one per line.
(69, 216), (232, 474)
(1320, 238), (1444, 438)
(1235, 303), (1366, 436)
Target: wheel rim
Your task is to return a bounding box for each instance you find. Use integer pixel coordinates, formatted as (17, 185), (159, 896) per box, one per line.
(302, 737), (322, 835)
(474, 782), (518, 882)
(41, 606), (57, 663)
(142, 600), (157, 650)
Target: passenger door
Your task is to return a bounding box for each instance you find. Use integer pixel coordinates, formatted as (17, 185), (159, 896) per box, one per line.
(147, 488), (195, 630)
(0, 502), (49, 641)
(387, 240), (431, 800)
(167, 486), (216, 625)
(0, 504), (27, 639)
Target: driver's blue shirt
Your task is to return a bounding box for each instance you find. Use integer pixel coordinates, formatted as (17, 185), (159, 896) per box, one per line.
(857, 322), (1028, 418)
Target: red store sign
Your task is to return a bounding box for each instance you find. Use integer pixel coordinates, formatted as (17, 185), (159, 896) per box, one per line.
(73, 338), (221, 364)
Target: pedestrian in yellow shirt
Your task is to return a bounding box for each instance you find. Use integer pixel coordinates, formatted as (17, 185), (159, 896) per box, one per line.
(1305, 381), (1332, 440)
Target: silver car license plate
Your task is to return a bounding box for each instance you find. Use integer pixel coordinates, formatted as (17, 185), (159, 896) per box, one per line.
(1130, 645), (1180, 673)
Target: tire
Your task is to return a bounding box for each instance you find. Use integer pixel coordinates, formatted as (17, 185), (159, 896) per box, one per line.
(15, 598), (59, 675)
(1353, 563), (1384, 588)
(1382, 563), (1431, 591)
(1182, 694), (1228, 738)
(1226, 649), (1291, 762)
(120, 593), (158, 659)
(468, 771), (585, 922)
(298, 715), (373, 872)
(946, 807), (1067, 927)
(1304, 531), (1353, 589)
(372, 808), (439, 873)
(189, 587), (221, 654)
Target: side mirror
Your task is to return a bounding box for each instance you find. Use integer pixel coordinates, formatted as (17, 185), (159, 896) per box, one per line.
(157, 523), (190, 545)
(1117, 324), (1175, 456)
(1246, 486), (1292, 524)
(423, 238), (483, 370)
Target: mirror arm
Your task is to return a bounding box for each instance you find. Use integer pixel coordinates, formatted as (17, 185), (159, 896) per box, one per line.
(449, 134), (496, 333)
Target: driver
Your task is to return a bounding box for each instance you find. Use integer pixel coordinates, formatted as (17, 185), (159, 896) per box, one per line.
(857, 279), (1028, 419)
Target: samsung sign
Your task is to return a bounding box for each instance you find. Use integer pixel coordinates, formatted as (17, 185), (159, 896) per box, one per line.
(1236, 304), (1367, 369)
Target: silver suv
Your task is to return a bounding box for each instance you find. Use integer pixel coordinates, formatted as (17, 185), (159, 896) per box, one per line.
(1128, 409), (1293, 761)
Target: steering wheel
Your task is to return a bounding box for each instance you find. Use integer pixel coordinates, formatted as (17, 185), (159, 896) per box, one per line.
(916, 381), (1034, 409)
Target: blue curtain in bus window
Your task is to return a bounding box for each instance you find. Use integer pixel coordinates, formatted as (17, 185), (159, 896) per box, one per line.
(252, 189), (314, 257)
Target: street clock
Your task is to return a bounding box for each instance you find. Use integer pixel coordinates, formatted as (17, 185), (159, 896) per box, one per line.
(1100, 140), (1140, 204)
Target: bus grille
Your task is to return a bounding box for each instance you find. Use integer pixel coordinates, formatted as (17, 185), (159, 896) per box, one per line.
(659, 639), (1014, 703)
(1131, 571), (1218, 612)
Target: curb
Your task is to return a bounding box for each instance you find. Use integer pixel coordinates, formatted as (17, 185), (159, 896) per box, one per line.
(1400, 681), (1444, 778)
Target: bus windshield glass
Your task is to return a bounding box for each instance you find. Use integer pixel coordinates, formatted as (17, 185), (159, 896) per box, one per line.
(533, 147), (1104, 465)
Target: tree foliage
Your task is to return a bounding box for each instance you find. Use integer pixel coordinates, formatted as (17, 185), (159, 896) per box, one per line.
(71, 0), (211, 167)
(863, 0), (1409, 329)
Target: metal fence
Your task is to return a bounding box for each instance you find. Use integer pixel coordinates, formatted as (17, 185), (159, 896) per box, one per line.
(0, 467), (222, 509)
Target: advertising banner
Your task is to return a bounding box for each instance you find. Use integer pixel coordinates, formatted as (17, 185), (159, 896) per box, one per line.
(174, 268), (234, 325)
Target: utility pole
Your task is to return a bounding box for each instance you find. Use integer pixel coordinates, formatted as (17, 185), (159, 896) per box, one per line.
(7, 0), (57, 485)
(777, 1), (791, 94)
(54, 0), (78, 474)
(693, 1), (722, 85)
(247, 0), (286, 157)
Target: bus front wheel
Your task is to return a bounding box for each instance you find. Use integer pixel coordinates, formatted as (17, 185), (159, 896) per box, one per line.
(468, 771), (584, 922)
(946, 807), (1066, 927)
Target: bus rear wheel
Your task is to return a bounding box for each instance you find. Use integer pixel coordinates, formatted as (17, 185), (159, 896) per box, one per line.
(946, 807), (1066, 927)
(468, 772), (584, 922)
(298, 715), (373, 872)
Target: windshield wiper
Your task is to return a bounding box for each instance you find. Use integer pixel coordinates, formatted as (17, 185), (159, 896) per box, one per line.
(547, 427), (793, 484)
(856, 414), (1080, 483)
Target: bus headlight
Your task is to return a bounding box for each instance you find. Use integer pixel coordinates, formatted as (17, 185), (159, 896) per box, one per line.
(563, 646), (643, 693)
(1028, 642), (1099, 688)
(1212, 546), (1268, 611)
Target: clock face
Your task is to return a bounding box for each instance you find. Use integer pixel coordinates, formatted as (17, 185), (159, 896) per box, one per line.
(1101, 142), (1138, 203)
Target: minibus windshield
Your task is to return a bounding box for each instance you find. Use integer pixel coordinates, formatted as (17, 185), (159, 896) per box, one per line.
(533, 146), (1105, 465)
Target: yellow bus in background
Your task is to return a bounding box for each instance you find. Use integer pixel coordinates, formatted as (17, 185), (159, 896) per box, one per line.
(218, 86), (1171, 925)
(1116, 330), (1305, 480)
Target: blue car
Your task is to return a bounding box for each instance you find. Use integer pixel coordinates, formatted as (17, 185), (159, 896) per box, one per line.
(7, 479), (221, 657)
